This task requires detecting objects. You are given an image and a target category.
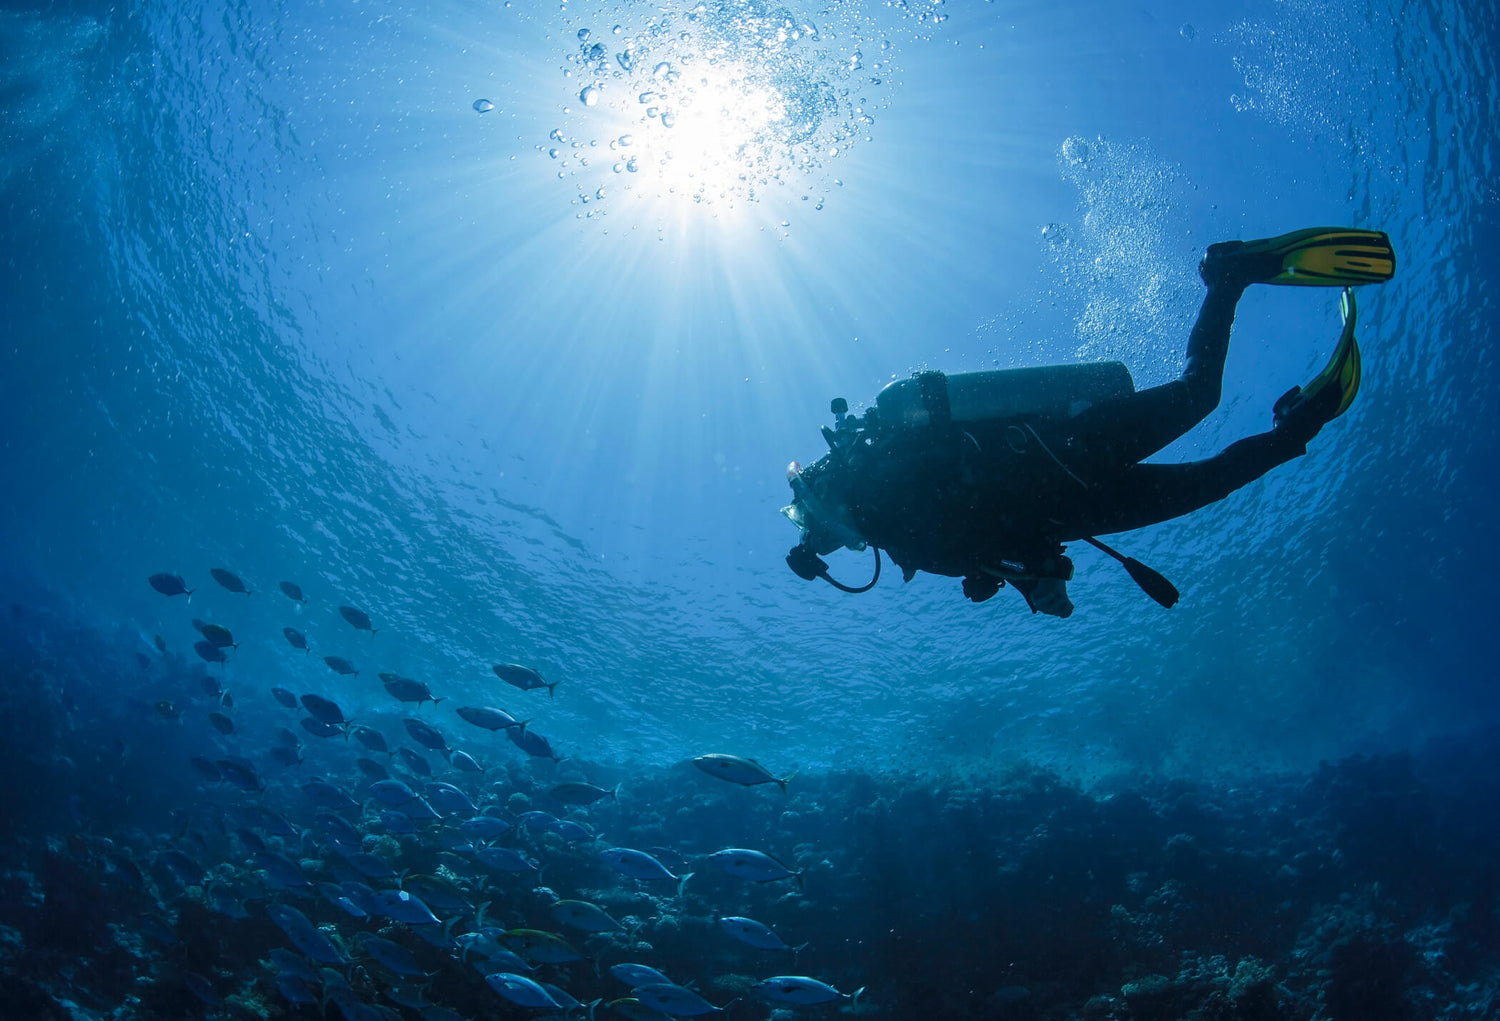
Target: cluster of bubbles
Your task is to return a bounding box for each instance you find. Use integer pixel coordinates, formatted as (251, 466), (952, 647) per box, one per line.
(541, 0), (917, 213)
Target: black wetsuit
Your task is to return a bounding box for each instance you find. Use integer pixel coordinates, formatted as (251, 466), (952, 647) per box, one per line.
(818, 285), (1309, 585)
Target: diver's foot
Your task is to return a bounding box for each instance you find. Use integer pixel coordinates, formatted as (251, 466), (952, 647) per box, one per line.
(1273, 335), (1361, 444)
(1274, 287), (1362, 444)
(1199, 240), (1283, 289)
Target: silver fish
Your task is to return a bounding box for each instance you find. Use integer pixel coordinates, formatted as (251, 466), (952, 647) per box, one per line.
(718, 915), (803, 952)
(692, 753), (794, 793)
(485, 972), (559, 1009)
(370, 888), (440, 926)
(707, 847), (803, 886)
(752, 976), (864, 1007)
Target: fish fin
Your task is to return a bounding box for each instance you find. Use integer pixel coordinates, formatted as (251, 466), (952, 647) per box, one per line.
(433, 697), (445, 706)
(675, 871), (695, 897)
(475, 900), (491, 929)
(547, 683), (557, 698)
(777, 770), (799, 794)
(850, 986), (866, 1008)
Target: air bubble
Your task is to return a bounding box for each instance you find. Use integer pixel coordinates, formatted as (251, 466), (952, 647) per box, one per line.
(580, 85), (601, 106)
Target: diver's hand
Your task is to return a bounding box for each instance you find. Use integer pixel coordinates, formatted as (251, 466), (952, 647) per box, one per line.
(1015, 576), (1075, 618)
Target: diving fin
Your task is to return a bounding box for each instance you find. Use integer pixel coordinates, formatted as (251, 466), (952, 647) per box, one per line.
(1274, 287), (1362, 441)
(1204, 226), (1396, 287)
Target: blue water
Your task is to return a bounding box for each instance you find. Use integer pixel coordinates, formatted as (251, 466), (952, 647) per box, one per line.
(2, 0), (1498, 1017)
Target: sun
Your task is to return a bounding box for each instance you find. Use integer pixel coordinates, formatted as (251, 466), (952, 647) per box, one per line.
(545, 3), (888, 216)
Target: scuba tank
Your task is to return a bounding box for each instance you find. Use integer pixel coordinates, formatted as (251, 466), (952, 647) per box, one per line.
(874, 362), (1135, 432)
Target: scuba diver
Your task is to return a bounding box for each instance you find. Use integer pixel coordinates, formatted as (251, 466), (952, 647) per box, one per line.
(782, 226), (1396, 617)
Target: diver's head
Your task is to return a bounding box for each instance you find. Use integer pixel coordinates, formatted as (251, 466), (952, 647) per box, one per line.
(781, 457), (866, 555)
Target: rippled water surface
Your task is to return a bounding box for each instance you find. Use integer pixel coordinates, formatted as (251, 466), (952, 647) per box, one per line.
(2, 0), (1497, 775)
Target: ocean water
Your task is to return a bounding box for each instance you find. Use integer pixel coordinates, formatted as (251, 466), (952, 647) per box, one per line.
(2, 0), (1498, 1017)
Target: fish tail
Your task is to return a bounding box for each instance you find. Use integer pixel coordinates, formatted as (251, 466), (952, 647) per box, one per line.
(475, 900), (491, 929)
(850, 986), (866, 1008)
(675, 871), (695, 897)
(791, 941), (809, 965)
(433, 697), (445, 706)
(547, 683), (557, 698)
(794, 869), (806, 893)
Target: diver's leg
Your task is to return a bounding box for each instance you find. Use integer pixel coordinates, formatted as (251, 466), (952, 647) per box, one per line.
(1064, 427), (1306, 538)
(1057, 280), (1246, 468)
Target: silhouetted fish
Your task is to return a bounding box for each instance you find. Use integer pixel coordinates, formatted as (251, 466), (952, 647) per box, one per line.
(148, 573), (191, 597)
(393, 747), (431, 777)
(456, 705), (525, 731)
(547, 781), (616, 806)
(283, 627), (308, 652)
(404, 718), (448, 755)
(270, 687), (299, 709)
(279, 580), (305, 602)
(508, 726), (561, 762)
(269, 745), (304, 767)
(338, 605), (376, 633)
(350, 725), (388, 755)
(215, 758), (262, 792)
(208, 711), (234, 735)
(451, 750), (484, 773)
(356, 757), (389, 781)
(210, 568), (251, 595)
(323, 656), (358, 676)
(194, 641), (226, 664)
(300, 694), (347, 726)
(383, 675), (442, 707)
(493, 663), (557, 698)
(300, 718), (343, 739)
(195, 622), (236, 649)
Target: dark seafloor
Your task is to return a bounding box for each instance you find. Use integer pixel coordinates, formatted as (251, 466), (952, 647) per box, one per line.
(1, 577), (1497, 1021)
